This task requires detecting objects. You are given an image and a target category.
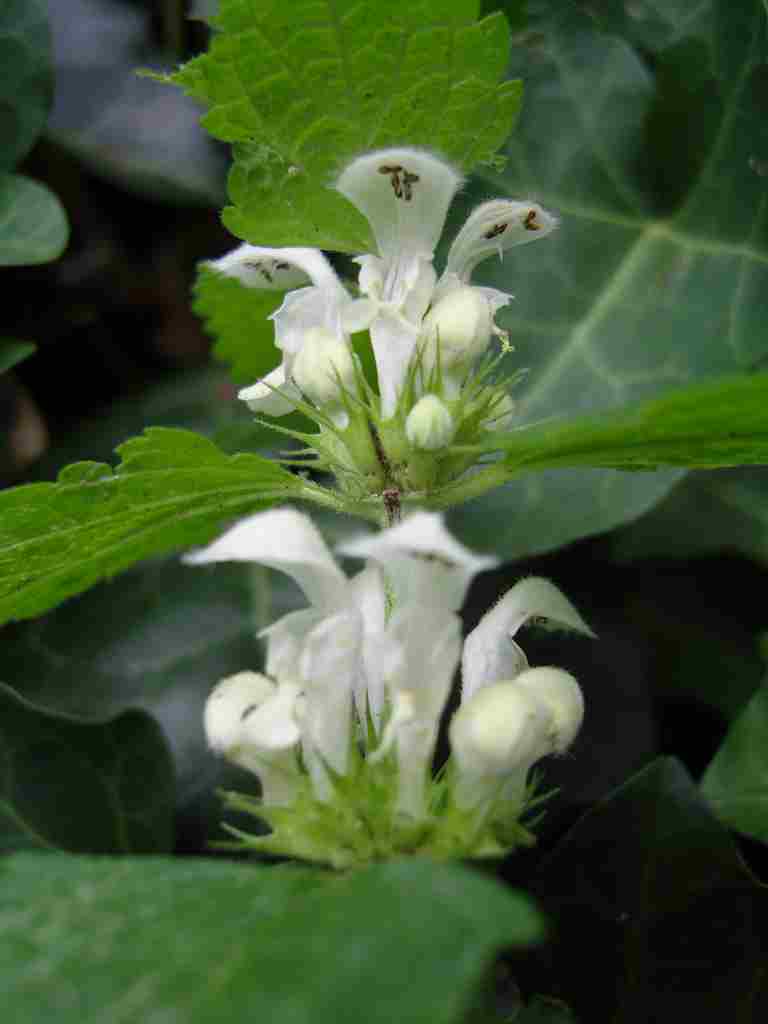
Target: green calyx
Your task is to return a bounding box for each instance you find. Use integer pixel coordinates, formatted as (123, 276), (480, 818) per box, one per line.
(215, 748), (543, 871)
(259, 336), (524, 521)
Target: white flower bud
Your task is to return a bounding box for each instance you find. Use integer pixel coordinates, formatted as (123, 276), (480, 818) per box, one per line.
(204, 672), (276, 755)
(405, 394), (456, 450)
(511, 667), (584, 754)
(421, 286), (493, 372)
(291, 328), (356, 409)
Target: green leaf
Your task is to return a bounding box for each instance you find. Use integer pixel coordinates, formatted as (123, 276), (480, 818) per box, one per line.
(701, 680), (768, 844)
(466, 372), (768, 478)
(193, 266), (284, 384)
(612, 468), (768, 565)
(515, 996), (578, 1024)
(0, 339), (35, 375)
(529, 757), (768, 1023)
(0, 556), (265, 835)
(0, 173), (68, 265)
(0, 684), (174, 854)
(449, 0), (768, 558)
(0, 855), (545, 1024)
(164, 0), (521, 250)
(0, 0), (52, 170)
(0, 427), (303, 626)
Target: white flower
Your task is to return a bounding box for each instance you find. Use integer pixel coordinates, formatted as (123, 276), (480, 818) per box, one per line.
(450, 667), (585, 812)
(203, 671), (302, 805)
(209, 148), (558, 420)
(190, 509), (592, 829)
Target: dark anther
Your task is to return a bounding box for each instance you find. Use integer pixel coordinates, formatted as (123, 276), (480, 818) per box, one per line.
(523, 209), (540, 231)
(483, 222), (508, 240)
(402, 170), (420, 201)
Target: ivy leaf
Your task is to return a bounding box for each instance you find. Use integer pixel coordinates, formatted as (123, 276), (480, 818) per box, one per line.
(0, 427), (303, 625)
(442, 373), (768, 512)
(0, 173), (68, 265)
(161, 0), (521, 250)
(611, 467), (768, 565)
(0, 684), (174, 854)
(526, 757), (768, 1023)
(0, 340), (36, 375)
(0, 855), (545, 1024)
(449, 0), (768, 557)
(701, 679), (768, 844)
(0, 0), (52, 171)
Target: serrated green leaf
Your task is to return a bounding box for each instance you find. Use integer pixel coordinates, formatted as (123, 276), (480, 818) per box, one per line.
(449, 0), (768, 558)
(0, 684), (174, 854)
(0, 0), (51, 170)
(0, 339), (35, 374)
(530, 757), (768, 1023)
(0, 427), (303, 625)
(701, 679), (768, 844)
(0, 173), (68, 265)
(0, 854), (545, 1024)
(483, 372), (768, 470)
(193, 266), (285, 384)
(167, 0), (521, 249)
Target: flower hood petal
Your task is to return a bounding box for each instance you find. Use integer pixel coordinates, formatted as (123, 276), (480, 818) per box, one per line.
(337, 512), (497, 612)
(185, 508), (348, 611)
(461, 577), (594, 702)
(445, 199), (559, 283)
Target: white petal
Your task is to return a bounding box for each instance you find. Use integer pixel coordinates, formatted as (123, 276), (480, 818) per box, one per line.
(461, 577), (594, 702)
(445, 200), (559, 282)
(449, 681), (553, 809)
(368, 307), (421, 418)
(260, 608), (324, 679)
(206, 243), (311, 290)
(376, 606), (462, 818)
(204, 671), (276, 754)
(338, 511), (497, 612)
(512, 667), (584, 753)
(299, 611), (362, 796)
(337, 148), (462, 266)
(241, 680), (303, 751)
(347, 566), (388, 726)
(271, 286), (344, 364)
(185, 508), (348, 611)
(238, 364), (301, 416)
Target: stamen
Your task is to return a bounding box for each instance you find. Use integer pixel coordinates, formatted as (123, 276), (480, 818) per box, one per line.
(523, 209), (540, 231)
(483, 222), (508, 240)
(402, 171), (420, 202)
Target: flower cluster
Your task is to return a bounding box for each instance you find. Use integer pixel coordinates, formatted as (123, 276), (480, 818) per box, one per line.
(209, 147), (557, 502)
(189, 508), (592, 867)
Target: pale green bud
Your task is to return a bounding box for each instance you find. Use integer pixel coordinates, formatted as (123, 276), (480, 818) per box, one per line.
(291, 328), (356, 409)
(421, 286), (493, 372)
(405, 394), (456, 450)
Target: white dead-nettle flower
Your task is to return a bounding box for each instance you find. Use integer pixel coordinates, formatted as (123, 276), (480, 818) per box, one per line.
(190, 508), (590, 830)
(209, 147), (557, 419)
(450, 668), (585, 813)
